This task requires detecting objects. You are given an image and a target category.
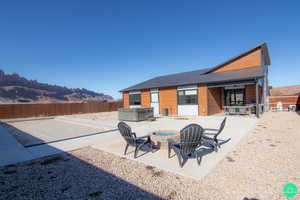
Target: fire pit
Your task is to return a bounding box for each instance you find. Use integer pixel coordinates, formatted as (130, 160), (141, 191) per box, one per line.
(150, 130), (180, 149)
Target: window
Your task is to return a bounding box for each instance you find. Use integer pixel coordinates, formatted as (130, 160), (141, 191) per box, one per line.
(225, 89), (245, 106)
(129, 93), (141, 105)
(151, 92), (159, 103)
(178, 89), (198, 105)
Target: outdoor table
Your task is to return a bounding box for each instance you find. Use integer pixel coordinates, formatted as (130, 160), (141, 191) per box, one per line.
(150, 130), (180, 149)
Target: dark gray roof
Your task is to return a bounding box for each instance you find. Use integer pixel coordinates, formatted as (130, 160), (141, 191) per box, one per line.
(120, 68), (211, 92)
(120, 43), (270, 92)
(120, 66), (265, 92)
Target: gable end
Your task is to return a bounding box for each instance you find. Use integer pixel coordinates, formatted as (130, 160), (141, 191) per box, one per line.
(207, 43), (270, 74)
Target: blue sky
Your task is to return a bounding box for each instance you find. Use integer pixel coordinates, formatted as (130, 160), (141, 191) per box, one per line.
(0, 0), (299, 99)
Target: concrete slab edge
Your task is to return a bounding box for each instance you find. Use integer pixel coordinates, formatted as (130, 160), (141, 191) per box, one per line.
(1, 116), (55, 123)
(55, 116), (116, 128)
(0, 124), (35, 167)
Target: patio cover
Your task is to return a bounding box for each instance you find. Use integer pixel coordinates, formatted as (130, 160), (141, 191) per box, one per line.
(207, 79), (257, 88)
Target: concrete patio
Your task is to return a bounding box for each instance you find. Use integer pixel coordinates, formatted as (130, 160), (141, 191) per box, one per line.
(91, 115), (257, 180)
(3, 117), (114, 146)
(1, 114), (257, 180)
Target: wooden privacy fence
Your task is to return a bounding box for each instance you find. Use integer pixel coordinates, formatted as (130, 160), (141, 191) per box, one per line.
(269, 95), (300, 110)
(0, 102), (123, 119)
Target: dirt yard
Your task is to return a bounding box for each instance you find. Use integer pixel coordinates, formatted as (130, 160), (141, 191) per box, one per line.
(1, 112), (299, 199)
(69, 111), (118, 121)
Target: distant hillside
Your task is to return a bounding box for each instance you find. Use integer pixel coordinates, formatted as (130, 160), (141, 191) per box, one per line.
(0, 70), (113, 103)
(270, 85), (300, 96)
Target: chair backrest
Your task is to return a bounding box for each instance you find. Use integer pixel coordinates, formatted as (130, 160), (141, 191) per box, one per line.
(214, 117), (226, 139)
(118, 122), (136, 145)
(219, 117), (227, 133)
(179, 124), (204, 156)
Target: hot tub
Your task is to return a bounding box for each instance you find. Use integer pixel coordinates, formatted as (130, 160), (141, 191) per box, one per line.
(118, 107), (154, 121)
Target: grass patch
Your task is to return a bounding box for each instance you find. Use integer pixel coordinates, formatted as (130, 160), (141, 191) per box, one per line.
(61, 185), (72, 192)
(152, 171), (163, 177)
(226, 156), (235, 162)
(8, 185), (19, 192)
(89, 191), (103, 197)
(173, 117), (190, 120)
(146, 165), (163, 177)
(50, 175), (57, 180)
(167, 191), (177, 199)
(5, 164), (17, 168)
(40, 156), (64, 165)
(3, 169), (16, 174)
(145, 165), (154, 171)
(25, 161), (37, 166)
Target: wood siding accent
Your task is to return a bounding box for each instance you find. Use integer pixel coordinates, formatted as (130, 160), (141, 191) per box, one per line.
(211, 49), (262, 73)
(159, 87), (177, 115)
(220, 88), (225, 111)
(207, 87), (222, 115)
(198, 84), (208, 116)
(141, 90), (151, 107)
(0, 102), (123, 119)
(123, 92), (129, 108)
(245, 84), (256, 104)
(244, 84), (264, 104)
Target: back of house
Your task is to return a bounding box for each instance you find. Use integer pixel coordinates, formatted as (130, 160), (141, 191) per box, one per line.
(120, 43), (271, 116)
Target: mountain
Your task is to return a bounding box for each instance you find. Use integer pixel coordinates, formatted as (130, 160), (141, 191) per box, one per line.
(0, 70), (113, 103)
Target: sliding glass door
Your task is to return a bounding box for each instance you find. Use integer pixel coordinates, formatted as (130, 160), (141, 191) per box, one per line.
(225, 88), (245, 106)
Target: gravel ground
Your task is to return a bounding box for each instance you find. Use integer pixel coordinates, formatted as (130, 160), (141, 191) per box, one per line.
(1, 112), (299, 199)
(69, 111), (118, 121)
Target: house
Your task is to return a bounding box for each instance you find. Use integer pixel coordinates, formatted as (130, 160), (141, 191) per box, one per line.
(270, 85), (300, 96)
(120, 43), (271, 117)
(269, 85), (300, 111)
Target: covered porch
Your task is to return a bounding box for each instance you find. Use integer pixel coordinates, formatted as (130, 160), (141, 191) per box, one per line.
(206, 79), (266, 117)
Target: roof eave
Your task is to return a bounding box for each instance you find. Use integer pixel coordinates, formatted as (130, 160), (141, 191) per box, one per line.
(119, 75), (265, 92)
(203, 75), (265, 85)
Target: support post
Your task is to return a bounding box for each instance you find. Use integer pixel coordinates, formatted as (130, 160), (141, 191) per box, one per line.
(256, 81), (259, 118)
(264, 67), (269, 112)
